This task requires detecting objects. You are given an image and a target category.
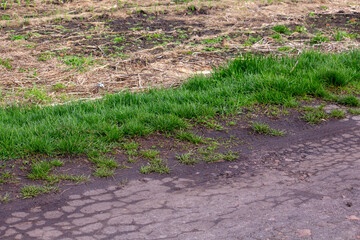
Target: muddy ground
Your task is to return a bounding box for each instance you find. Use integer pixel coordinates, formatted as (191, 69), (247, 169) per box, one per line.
(0, 0), (359, 105)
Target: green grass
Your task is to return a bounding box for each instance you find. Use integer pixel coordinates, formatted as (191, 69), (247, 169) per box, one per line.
(272, 25), (291, 35)
(0, 58), (12, 69)
(250, 122), (285, 136)
(61, 55), (94, 70)
(310, 34), (329, 44)
(94, 167), (114, 177)
(20, 185), (58, 199)
(348, 108), (360, 115)
(337, 95), (360, 107)
(140, 149), (160, 159)
(176, 131), (205, 144)
(301, 106), (329, 124)
(140, 158), (170, 174)
(0, 51), (360, 160)
(176, 152), (197, 165)
(329, 109), (346, 119)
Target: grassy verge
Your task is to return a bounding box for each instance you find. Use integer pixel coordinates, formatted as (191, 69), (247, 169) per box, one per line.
(0, 50), (359, 160)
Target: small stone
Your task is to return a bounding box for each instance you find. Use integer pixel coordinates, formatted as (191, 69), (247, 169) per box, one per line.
(348, 215), (359, 221)
(297, 229), (311, 237)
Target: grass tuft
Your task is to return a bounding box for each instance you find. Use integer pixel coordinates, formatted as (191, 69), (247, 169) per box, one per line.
(176, 131), (205, 144)
(140, 158), (170, 174)
(301, 106), (329, 124)
(94, 167), (114, 177)
(140, 149), (160, 159)
(20, 185), (58, 199)
(348, 108), (360, 115)
(329, 109), (346, 119)
(337, 95), (360, 107)
(250, 122), (285, 136)
(176, 152), (197, 165)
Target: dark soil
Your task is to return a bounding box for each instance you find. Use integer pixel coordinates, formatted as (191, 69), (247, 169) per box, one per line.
(306, 12), (360, 34)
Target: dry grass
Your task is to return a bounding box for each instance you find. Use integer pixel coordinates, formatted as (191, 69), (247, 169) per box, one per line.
(0, 0), (359, 105)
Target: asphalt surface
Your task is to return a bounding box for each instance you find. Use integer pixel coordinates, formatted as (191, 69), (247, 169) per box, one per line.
(1, 116), (360, 240)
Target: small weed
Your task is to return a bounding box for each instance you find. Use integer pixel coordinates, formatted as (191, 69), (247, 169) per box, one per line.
(329, 109), (346, 119)
(201, 36), (229, 45)
(250, 122), (285, 136)
(140, 158), (170, 174)
(310, 34), (329, 44)
(271, 33), (284, 43)
(223, 151), (238, 161)
(90, 156), (118, 169)
(50, 159), (64, 167)
(0, 58), (12, 69)
(121, 141), (139, 150)
(176, 131), (205, 144)
(0, 193), (11, 203)
(202, 151), (238, 163)
(348, 108), (360, 115)
(20, 185), (58, 199)
(126, 149), (138, 163)
(130, 27), (143, 31)
(176, 152), (197, 165)
(140, 149), (160, 159)
(10, 34), (29, 41)
(27, 161), (52, 180)
(94, 167), (114, 177)
(337, 95), (360, 107)
(227, 121), (236, 126)
(113, 37), (125, 43)
(301, 106), (329, 124)
(333, 31), (348, 41)
(295, 26), (307, 33)
(0, 171), (13, 184)
(272, 25), (291, 35)
(278, 46), (292, 52)
(22, 84), (51, 103)
(62, 55), (94, 70)
(52, 83), (67, 91)
(244, 35), (261, 46)
(38, 51), (55, 61)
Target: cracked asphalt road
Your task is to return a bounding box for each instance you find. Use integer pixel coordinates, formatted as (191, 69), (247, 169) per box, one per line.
(1, 120), (360, 240)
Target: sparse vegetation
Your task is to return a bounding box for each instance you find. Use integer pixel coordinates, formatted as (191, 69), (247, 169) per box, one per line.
(250, 122), (285, 136)
(176, 131), (205, 144)
(20, 185), (58, 199)
(176, 152), (197, 165)
(140, 158), (170, 174)
(301, 106), (329, 124)
(329, 109), (346, 119)
(337, 95), (360, 107)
